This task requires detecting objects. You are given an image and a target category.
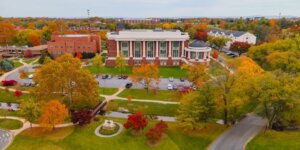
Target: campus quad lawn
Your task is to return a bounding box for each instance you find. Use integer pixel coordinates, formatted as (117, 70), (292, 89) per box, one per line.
(0, 89), (32, 103)
(118, 89), (179, 101)
(11, 59), (23, 68)
(0, 119), (23, 130)
(87, 66), (187, 78)
(23, 58), (37, 64)
(0, 109), (20, 117)
(98, 87), (118, 95)
(246, 130), (300, 150)
(8, 118), (226, 150)
(107, 100), (178, 116)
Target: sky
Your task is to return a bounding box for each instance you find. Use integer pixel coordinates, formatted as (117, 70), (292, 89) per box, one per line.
(0, 0), (299, 18)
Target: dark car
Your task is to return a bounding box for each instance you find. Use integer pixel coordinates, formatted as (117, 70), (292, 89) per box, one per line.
(118, 75), (123, 79)
(102, 74), (108, 79)
(179, 78), (185, 82)
(125, 82), (133, 88)
(122, 75), (128, 79)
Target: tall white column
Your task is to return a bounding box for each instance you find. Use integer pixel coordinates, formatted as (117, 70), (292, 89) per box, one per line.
(129, 41), (133, 57)
(143, 41), (146, 57)
(116, 41), (119, 56)
(168, 41), (172, 57)
(188, 51), (191, 59)
(181, 41), (185, 57)
(156, 41), (159, 57)
(196, 52), (199, 60)
(203, 52), (207, 59)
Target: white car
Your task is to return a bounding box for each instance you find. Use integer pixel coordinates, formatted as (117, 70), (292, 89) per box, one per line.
(28, 74), (34, 79)
(169, 77), (174, 82)
(167, 84), (173, 90)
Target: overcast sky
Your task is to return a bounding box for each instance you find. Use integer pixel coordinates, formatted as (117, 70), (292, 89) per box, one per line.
(0, 0), (299, 18)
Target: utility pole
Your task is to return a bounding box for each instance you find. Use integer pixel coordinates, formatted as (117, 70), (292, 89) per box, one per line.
(87, 9), (91, 33)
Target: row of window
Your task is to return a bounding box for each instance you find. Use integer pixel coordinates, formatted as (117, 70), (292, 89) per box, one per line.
(120, 41), (180, 58)
(50, 45), (92, 49)
(132, 60), (180, 66)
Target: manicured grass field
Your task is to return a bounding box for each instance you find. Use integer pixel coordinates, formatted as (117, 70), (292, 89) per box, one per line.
(246, 130), (300, 150)
(107, 100), (178, 116)
(98, 87), (119, 95)
(0, 89), (32, 103)
(8, 118), (226, 150)
(118, 89), (179, 101)
(86, 66), (187, 78)
(209, 59), (228, 77)
(23, 58), (37, 64)
(12, 59), (23, 68)
(0, 119), (23, 130)
(0, 109), (20, 117)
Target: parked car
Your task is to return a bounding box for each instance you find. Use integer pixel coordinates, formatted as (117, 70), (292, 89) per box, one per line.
(169, 77), (174, 82)
(28, 74), (34, 79)
(1, 80), (17, 86)
(102, 74), (108, 79)
(167, 84), (173, 90)
(118, 75), (123, 79)
(173, 84), (178, 90)
(122, 75), (128, 79)
(179, 78), (185, 82)
(107, 75), (112, 79)
(125, 82), (133, 88)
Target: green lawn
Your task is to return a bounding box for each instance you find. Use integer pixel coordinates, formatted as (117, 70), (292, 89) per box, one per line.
(247, 130), (300, 150)
(8, 118), (226, 150)
(12, 59), (23, 68)
(98, 87), (118, 95)
(86, 66), (187, 78)
(0, 89), (32, 103)
(107, 100), (178, 116)
(118, 89), (179, 101)
(23, 58), (38, 64)
(0, 119), (23, 130)
(209, 59), (228, 77)
(0, 109), (20, 117)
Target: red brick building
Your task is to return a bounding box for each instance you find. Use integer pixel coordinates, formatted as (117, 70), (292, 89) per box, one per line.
(47, 34), (101, 58)
(106, 29), (211, 66)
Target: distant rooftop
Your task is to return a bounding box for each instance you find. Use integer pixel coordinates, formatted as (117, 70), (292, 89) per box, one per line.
(210, 29), (248, 37)
(56, 34), (94, 37)
(107, 29), (189, 41)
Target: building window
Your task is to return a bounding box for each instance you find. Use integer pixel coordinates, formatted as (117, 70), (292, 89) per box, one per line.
(60, 46), (64, 48)
(77, 46), (80, 49)
(160, 61), (167, 66)
(55, 46), (58, 48)
(147, 60), (154, 64)
(191, 52), (196, 59)
(134, 41), (141, 58)
(134, 60), (141, 66)
(172, 41), (179, 58)
(198, 52), (203, 59)
(160, 41), (167, 58)
(121, 41), (129, 57)
(83, 46), (85, 49)
(147, 41), (154, 58)
(173, 61), (179, 66)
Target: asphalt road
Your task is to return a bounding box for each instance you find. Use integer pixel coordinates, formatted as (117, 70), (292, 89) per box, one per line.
(208, 114), (267, 150)
(0, 129), (11, 150)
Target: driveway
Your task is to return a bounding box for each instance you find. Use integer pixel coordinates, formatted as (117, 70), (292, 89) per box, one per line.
(0, 129), (11, 150)
(208, 114), (267, 150)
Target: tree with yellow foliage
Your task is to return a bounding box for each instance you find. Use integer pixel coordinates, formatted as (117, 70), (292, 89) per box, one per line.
(39, 99), (68, 130)
(131, 64), (159, 93)
(33, 53), (99, 109)
(182, 64), (209, 88)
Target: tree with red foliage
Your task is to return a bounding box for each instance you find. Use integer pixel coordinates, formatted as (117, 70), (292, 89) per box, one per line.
(146, 121), (168, 146)
(75, 52), (83, 59)
(212, 51), (219, 59)
(14, 90), (22, 97)
(230, 41), (251, 56)
(71, 109), (92, 126)
(195, 30), (208, 41)
(24, 50), (33, 58)
(124, 112), (148, 135)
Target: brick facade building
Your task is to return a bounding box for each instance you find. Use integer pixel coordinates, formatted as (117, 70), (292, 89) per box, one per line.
(106, 29), (211, 66)
(47, 34), (101, 58)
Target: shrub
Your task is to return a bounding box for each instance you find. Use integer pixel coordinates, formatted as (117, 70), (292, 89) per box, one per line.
(14, 90), (22, 97)
(212, 51), (219, 59)
(146, 121), (168, 146)
(71, 109), (92, 126)
(124, 112), (148, 135)
(0, 59), (15, 71)
(1, 80), (17, 86)
(24, 50), (33, 58)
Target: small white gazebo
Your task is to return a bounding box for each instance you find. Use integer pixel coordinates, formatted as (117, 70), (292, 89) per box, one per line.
(184, 40), (211, 64)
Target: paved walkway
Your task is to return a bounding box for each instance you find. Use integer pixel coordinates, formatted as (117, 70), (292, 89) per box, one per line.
(208, 114), (267, 150)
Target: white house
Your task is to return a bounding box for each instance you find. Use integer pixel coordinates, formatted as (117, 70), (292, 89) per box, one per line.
(208, 29), (256, 48)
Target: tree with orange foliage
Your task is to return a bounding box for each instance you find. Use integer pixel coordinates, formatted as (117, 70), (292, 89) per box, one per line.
(27, 31), (41, 46)
(230, 41), (251, 56)
(75, 52), (83, 59)
(39, 100), (68, 130)
(130, 64), (159, 93)
(27, 22), (36, 29)
(212, 51), (219, 59)
(0, 22), (16, 46)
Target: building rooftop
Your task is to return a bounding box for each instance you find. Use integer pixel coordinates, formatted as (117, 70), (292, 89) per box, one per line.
(56, 34), (94, 37)
(107, 29), (189, 41)
(210, 29), (247, 37)
(189, 40), (207, 48)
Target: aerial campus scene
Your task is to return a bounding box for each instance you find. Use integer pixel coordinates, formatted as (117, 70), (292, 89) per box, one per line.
(0, 0), (299, 150)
